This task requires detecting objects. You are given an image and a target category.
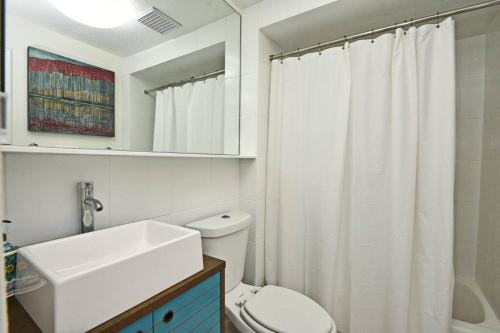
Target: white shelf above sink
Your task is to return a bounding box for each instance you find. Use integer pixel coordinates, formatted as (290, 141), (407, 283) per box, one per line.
(0, 145), (256, 158)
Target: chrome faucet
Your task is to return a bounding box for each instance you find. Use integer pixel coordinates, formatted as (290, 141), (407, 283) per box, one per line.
(78, 182), (103, 233)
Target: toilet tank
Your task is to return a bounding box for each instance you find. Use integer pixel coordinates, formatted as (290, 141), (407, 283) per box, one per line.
(186, 211), (251, 292)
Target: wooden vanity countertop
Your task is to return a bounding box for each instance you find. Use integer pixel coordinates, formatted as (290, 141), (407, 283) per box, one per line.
(7, 255), (226, 333)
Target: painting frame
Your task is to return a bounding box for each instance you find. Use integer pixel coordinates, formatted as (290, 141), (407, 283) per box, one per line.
(27, 46), (115, 137)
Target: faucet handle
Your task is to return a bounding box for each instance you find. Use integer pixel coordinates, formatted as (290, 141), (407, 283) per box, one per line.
(94, 200), (103, 212)
(83, 198), (104, 212)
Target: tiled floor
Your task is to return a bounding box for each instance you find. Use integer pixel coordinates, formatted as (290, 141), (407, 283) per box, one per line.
(225, 315), (241, 333)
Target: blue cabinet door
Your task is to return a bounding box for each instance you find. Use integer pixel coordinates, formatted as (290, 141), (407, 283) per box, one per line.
(116, 273), (222, 333)
(153, 273), (221, 333)
(118, 313), (153, 333)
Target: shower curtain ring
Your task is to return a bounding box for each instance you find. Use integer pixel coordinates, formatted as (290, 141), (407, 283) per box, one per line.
(436, 12), (440, 28)
(297, 48), (301, 60)
(280, 52), (284, 64)
(342, 35), (347, 49)
(317, 43), (321, 55)
(371, 29), (374, 43)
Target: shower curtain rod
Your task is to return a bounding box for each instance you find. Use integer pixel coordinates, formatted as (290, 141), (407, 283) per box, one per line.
(269, 0), (500, 61)
(144, 69), (225, 95)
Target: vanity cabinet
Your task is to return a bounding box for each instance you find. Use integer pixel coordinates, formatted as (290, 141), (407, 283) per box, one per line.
(118, 313), (153, 333)
(119, 272), (221, 333)
(8, 256), (225, 333)
(95, 255), (225, 333)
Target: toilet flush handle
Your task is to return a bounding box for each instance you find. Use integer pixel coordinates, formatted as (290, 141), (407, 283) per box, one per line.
(235, 300), (247, 307)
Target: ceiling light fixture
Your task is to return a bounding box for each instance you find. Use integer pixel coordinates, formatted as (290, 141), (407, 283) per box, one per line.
(48, 0), (139, 29)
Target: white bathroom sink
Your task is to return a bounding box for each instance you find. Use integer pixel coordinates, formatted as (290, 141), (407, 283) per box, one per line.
(15, 220), (203, 333)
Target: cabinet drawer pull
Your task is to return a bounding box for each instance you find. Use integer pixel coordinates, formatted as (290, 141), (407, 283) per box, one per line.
(163, 310), (174, 323)
(135, 331), (144, 333)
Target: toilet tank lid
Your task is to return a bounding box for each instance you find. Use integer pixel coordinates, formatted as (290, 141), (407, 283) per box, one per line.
(185, 211), (251, 238)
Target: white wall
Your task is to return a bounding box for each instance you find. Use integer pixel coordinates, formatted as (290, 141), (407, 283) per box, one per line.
(6, 15), (124, 150)
(238, 0), (340, 285)
(4, 153), (240, 247)
(454, 35), (486, 278)
(123, 75), (156, 151)
(476, 29), (500, 318)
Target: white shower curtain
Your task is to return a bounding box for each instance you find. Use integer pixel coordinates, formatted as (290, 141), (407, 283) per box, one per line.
(265, 18), (455, 333)
(153, 74), (225, 153)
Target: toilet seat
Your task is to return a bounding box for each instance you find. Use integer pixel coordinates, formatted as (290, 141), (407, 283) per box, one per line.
(240, 306), (276, 333)
(239, 285), (335, 333)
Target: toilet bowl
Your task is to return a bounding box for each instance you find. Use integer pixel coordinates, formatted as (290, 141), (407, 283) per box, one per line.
(226, 282), (336, 333)
(186, 211), (336, 333)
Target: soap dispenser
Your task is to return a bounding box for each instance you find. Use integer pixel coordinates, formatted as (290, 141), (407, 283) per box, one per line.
(2, 219), (17, 297)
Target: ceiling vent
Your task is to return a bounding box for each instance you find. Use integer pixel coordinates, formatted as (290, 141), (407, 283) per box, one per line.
(137, 7), (181, 34)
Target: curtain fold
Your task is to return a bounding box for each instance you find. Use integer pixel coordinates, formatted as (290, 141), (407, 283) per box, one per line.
(173, 84), (193, 152)
(153, 74), (225, 153)
(265, 18), (455, 333)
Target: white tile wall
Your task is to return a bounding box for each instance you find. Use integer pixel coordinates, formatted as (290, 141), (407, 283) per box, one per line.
(238, 25), (282, 285)
(455, 202), (480, 243)
(476, 30), (500, 318)
(4, 153), (240, 247)
(455, 241), (479, 278)
(455, 160), (482, 203)
(454, 35), (485, 278)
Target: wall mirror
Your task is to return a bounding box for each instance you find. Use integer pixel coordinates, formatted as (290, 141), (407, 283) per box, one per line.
(5, 0), (240, 155)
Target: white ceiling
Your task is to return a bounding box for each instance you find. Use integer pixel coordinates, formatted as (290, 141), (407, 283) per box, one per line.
(134, 42), (225, 85)
(7, 0), (238, 57)
(262, 0), (500, 52)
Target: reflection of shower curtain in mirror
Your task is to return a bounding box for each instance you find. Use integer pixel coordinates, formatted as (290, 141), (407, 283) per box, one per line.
(153, 74), (225, 153)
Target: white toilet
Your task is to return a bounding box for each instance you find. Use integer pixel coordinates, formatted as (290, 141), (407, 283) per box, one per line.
(186, 211), (336, 333)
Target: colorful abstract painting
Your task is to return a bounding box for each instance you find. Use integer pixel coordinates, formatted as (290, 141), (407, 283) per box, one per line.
(27, 47), (115, 137)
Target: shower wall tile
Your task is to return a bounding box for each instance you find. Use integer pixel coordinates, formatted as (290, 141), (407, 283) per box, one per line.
(456, 35), (486, 75)
(456, 118), (484, 161)
(478, 160), (500, 205)
(455, 202), (479, 243)
(454, 241), (477, 277)
(454, 34), (486, 280)
(482, 114), (500, 160)
(484, 31), (500, 77)
(456, 77), (485, 119)
(456, 35), (485, 121)
(454, 160), (482, 203)
(477, 203), (495, 259)
(483, 76), (500, 120)
(476, 29), (500, 319)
